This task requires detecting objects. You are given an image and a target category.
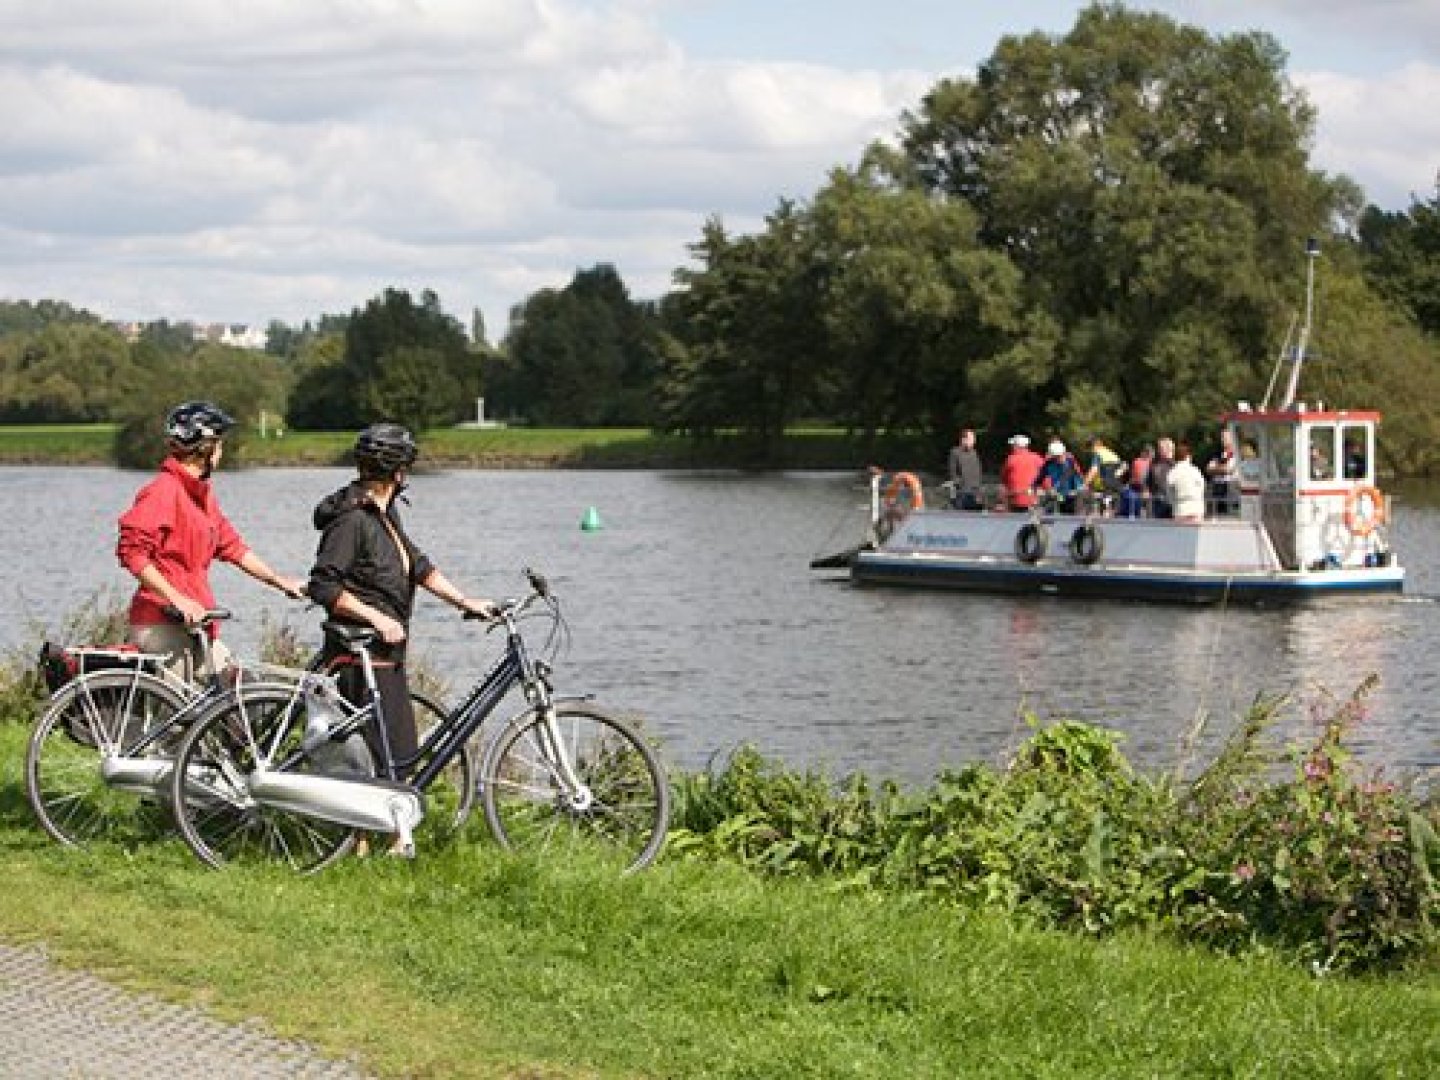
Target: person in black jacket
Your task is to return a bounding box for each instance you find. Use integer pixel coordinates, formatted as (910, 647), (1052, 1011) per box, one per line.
(307, 423), (497, 783)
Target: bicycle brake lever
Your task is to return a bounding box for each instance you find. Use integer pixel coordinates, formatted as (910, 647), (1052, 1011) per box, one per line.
(525, 567), (550, 598)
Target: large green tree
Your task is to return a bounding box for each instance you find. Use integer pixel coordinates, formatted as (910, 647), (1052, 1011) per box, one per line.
(886, 2), (1342, 448)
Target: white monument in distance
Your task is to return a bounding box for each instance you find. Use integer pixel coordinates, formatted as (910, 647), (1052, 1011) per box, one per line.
(457, 397), (505, 429)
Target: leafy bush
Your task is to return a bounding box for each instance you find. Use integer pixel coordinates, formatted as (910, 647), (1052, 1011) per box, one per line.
(671, 687), (1440, 972)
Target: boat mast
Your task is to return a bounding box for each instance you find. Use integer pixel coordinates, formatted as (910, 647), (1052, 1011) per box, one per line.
(1279, 238), (1320, 410)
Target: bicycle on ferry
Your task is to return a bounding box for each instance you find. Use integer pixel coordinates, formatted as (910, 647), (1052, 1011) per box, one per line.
(166, 568), (671, 874)
(25, 609), (458, 850)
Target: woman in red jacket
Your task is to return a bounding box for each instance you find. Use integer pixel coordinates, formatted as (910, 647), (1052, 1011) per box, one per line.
(116, 401), (306, 680)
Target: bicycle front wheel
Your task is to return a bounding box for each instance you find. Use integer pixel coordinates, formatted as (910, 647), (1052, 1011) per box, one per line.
(479, 703), (669, 873)
(26, 669), (191, 847)
(170, 683), (366, 872)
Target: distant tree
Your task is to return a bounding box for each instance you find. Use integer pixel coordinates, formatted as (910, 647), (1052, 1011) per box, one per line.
(502, 265), (662, 426)
(286, 289), (476, 431)
(112, 344), (291, 468)
(0, 321), (139, 422)
(0, 299), (103, 337)
(285, 330), (348, 430)
(661, 209), (830, 452)
(808, 162), (1046, 448)
(138, 320), (195, 353)
(364, 345), (465, 435)
(1358, 179), (1440, 334)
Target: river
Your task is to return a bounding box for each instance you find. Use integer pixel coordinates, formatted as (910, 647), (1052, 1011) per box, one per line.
(3, 466), (1438, 786)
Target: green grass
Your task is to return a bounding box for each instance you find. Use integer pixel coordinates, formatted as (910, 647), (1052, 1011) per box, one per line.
(0, 423), (937, 470)
(0, 423), (118, 462)
(1, 723), (1436, 1078)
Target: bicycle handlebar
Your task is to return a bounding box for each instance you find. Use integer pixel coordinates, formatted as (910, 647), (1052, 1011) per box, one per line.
(461, 567), (554, 626)
(162, 606), (233, 628)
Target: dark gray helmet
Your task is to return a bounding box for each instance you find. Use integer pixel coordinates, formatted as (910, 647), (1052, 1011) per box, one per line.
(354, 423), (418, 474)
(165, 401), (235, 449)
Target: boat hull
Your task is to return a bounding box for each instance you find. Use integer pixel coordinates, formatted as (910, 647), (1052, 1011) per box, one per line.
(844, 510), (1404, 605)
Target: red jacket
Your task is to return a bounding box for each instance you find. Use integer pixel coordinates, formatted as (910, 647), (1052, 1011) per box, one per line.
(1000, 447), (1045, 509)
(116, 458), (250, 633)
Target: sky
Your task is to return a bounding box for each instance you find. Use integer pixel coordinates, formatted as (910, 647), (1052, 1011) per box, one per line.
(1, 1), (1437, 339)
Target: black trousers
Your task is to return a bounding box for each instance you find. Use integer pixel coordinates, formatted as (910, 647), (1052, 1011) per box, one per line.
(324, 654), (418, 776)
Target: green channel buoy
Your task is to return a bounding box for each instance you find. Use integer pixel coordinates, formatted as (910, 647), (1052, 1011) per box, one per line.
(580, 506), (603, 532)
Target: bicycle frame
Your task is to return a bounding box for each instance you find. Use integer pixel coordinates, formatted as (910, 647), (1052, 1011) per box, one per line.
(322, 601), (548, 792)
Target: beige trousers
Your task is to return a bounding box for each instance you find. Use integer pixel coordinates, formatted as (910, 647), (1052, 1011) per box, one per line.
(128, 622), (232, 686)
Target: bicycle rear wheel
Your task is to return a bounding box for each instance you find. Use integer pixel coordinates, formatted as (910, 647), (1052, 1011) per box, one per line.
(26, 669), (191, 847)
(170, 683), (366, 872)
(479, 703), (669, 873)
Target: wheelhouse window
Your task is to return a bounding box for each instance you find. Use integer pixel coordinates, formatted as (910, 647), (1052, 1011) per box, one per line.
(1236, 424), (1262, 485)
(1341, 424), (1371, 481)
(1265, 426), (1295, 485)
(1307, 425), (1336, 482)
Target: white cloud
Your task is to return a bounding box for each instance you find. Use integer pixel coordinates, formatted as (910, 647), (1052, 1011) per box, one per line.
(1297, 62), (1440, 206)
(0, 1), (1433, 333)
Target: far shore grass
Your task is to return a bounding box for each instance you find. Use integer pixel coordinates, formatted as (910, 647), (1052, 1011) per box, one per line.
(0, 422), (936, 471)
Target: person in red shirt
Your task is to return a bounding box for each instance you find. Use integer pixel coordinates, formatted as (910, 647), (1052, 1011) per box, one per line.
(999, 434), (1045, 511)
(116, 401), (306, 680)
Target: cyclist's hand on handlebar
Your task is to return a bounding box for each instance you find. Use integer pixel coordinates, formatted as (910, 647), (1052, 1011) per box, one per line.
(168, 596), (209, 627)
(459, 597), (501, 621)
(372, 613), (407, 644)
(273, 574), (308, 600)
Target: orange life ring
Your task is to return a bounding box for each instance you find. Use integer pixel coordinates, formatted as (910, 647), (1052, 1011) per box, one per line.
(883, 471), (925, 514)
(1344, 485), (1386, 537)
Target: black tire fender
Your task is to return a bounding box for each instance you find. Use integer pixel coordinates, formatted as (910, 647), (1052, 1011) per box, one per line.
(1014, 522), (1049, 564)
(1069, 524), (1104, 565)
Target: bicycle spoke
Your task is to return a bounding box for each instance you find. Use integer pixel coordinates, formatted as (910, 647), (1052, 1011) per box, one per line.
(481, 704), (669, 873)
(26, 670), (189, 848)
(170, 684), (362, 872)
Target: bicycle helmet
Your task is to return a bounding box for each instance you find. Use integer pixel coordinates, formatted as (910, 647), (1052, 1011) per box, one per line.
(165, 401), (235, 450)
(354, 423), (418, 475)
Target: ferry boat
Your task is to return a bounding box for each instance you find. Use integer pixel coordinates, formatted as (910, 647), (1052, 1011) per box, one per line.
(812, 246), (1405, 604)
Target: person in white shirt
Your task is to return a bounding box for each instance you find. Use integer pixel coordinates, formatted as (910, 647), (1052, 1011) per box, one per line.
(1166, 441), (1207, 523)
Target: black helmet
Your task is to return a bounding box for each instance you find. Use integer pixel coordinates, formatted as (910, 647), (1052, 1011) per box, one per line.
(354, 423), (418, 475)
(166, 401), (235, 450)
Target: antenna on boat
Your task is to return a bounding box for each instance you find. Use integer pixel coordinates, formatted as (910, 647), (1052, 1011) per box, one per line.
(1279, 238), (1321, 410)
(1260, 311), (1298, 411)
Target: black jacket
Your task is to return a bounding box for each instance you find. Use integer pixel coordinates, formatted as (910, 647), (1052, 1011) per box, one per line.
(308, 482), (435, 643)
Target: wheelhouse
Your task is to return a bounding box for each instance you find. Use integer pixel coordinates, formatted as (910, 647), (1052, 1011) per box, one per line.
(1225, 403), (1392, 572)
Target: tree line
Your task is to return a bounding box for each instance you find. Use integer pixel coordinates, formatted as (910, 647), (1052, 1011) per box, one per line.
(2, 5), (1438, 472)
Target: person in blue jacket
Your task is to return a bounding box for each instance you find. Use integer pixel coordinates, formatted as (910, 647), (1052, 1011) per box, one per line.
(1037, 440), (1084, 513)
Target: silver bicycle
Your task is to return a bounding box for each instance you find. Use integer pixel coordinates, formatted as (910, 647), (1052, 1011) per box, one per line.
(167, 569), (671, 874)
(25, 610), (455, 849)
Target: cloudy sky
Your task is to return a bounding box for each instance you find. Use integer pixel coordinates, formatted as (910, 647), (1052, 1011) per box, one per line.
(2, 1), (1437, 338)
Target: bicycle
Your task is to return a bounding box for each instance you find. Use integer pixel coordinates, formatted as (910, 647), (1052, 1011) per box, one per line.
(25, 609), (462, 850)
(167, 568), (671, 874)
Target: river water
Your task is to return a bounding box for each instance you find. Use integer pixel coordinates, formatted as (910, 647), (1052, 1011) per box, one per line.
(3, 466), (1438, 786)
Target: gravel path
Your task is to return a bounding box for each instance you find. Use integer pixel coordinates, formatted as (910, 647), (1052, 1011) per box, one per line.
(0, 941), (369, 1079)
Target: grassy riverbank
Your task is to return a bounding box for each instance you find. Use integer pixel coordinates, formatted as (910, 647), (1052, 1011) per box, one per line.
(0, 423), (935, 471)
(0, 733), (1436, 1078)
(2, 720), (1438, 1076)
